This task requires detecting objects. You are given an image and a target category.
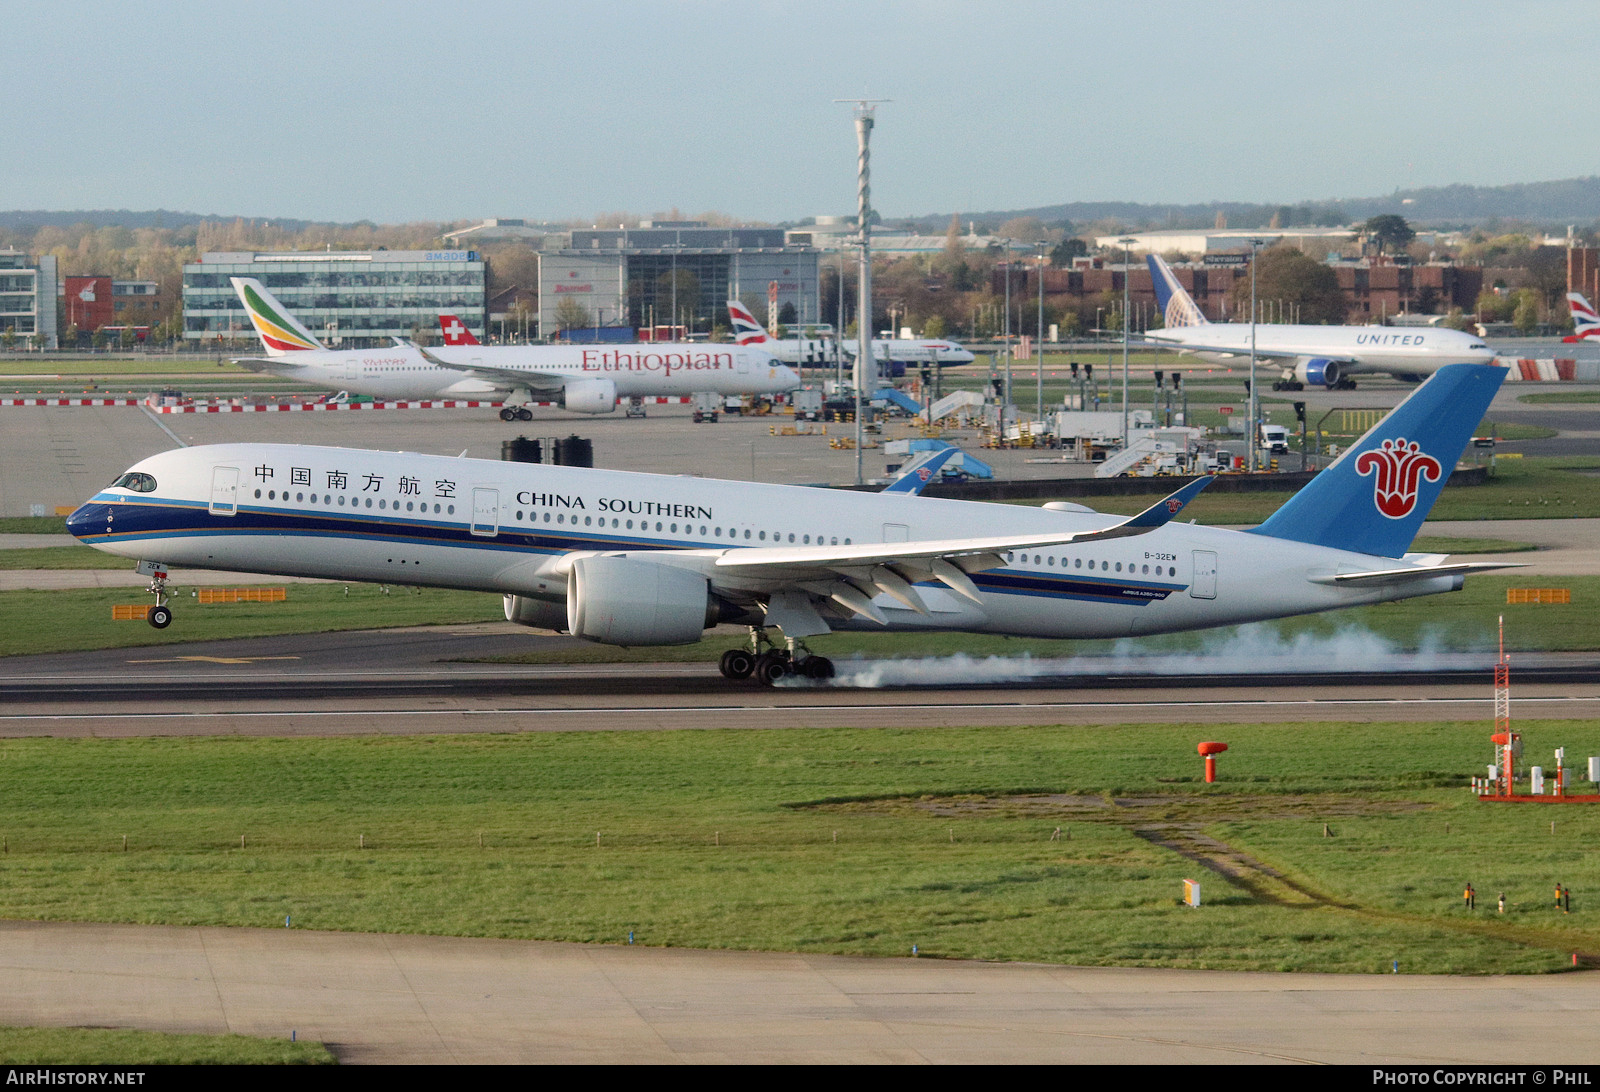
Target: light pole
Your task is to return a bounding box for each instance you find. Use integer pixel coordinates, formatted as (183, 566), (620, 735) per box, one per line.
(1001, 241), (1012, 413)
(1247, 238), (1265, 472)
(1036, 242), (1046, 421)
(1118, 237), (1134, 450)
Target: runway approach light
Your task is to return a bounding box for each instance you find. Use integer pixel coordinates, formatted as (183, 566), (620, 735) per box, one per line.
(1198, 741), (1229, 783)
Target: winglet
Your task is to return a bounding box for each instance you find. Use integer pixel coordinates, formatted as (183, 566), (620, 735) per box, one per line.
(1116, 474), (1215, 531)
(881, 448), (958, 494)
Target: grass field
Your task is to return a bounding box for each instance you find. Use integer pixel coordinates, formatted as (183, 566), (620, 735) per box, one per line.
(0, 573), (1591, 661)
(0, 720), (1595, 975)
(0, 1026), (333, 1065)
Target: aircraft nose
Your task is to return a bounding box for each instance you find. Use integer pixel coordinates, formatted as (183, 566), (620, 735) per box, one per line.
(65, 502), (103, 541)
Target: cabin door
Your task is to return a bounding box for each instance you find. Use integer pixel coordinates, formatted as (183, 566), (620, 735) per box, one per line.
(470, 487), (500, 537)
(209, 466), (239, 517)
(1189, 550), (1217, 599)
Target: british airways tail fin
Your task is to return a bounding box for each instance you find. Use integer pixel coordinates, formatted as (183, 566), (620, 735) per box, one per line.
(439, 314), (481, 345)
(1145, 254), (1208, 329)
(727, 300), (772, 346)
(1564, 292), (1600, 343)
(230, 278), (325, 355)
(1248, 363), (1505, 558)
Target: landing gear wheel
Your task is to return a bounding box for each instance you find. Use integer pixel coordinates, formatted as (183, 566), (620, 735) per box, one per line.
(719, 648), (755, 680)
(499, 408), (517, 422)
(754, 652), (789, 686)
(148, 604), (172, 629)
(516, 407), (533, 421)
(802, 656), (835, 680)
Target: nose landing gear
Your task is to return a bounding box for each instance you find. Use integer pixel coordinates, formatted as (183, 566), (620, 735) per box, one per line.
(137, 561), (173, 629)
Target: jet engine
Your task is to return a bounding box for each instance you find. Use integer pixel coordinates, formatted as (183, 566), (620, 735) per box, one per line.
(1293, 358), (1343, 388)
(566, 555), (714, 645)
(503, 593), (568, 632)
(562, 378), (618, 414)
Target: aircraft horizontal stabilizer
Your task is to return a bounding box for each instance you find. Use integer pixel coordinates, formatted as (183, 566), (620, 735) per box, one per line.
(1308, 561), (1525, 587)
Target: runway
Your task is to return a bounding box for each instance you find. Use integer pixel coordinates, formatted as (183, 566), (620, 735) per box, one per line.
(2, 625), (1598, 735)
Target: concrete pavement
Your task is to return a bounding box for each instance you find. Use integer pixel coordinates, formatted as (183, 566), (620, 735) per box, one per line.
(3, 920), (1598, 1064)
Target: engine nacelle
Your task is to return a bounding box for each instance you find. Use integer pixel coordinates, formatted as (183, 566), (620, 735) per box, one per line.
(503, 593), (568, 632)
(566, 555), (712, 645)
(562, 378), (618, 414)
(1294, 358), (1342, 388)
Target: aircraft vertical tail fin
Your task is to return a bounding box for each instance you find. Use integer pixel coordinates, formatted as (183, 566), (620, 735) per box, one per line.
(727, 301), (772, 346)
(229, 278), (325, 356)
(1563, 292), (1600, 342)
(1145, 254), (1208, 328)
(1247, 363), (1506, 558)
(439, 314), (481, 345)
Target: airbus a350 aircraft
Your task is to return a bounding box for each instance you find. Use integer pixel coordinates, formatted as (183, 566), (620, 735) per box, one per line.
(1142, 254), (1495, 390)
(726, 301), (976, 371)
(229, 279), (799, 421)
(70, 363), (1511, 685)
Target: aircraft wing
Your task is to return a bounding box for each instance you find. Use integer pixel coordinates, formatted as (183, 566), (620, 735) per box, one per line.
(416, 345), (569, 389)
(609, 476), (1213, 626)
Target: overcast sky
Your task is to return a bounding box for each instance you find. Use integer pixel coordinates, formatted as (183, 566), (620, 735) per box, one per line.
(9, 0), (1588, 224)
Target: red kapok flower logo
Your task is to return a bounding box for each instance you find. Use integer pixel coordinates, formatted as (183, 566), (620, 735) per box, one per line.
(1355, 437), (1443, 519)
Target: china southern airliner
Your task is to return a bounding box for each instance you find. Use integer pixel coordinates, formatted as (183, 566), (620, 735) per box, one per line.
(1142, 254), (1495, 390)
(229, 279), (799, 421)
(69, 364), (1512, 685)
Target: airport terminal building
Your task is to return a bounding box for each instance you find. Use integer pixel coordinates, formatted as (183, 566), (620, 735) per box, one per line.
(0, 250), (58, 349)
(539, 223), (819, 338)
(182, 250), (487, 347)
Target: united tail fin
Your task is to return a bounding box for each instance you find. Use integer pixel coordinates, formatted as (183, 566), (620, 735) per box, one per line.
(439, 314), (481, 345)
(1145, 254), (1208, 329)
(727, 300), (772, 346)
(229, 278), (325, 356)
(1563, 292), (1600, 342)
(1247, 363), (1506, 558)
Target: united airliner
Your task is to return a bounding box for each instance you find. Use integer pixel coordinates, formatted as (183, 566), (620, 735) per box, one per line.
(1142, 254), (1495, 390)
(68, 364), (1511, 684)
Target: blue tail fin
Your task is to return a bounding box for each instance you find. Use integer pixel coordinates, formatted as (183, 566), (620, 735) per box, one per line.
(1145, 254), (1207, 329)
(1248, 363), (1505, 558)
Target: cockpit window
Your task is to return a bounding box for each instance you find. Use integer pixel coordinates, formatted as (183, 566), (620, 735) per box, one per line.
(111, 472), (157, 493)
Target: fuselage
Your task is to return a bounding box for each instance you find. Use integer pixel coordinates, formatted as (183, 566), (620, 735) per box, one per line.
(68, 443), (1459, 641)
(1143, 323), (1494, 376)
(245, 344), (799, 401)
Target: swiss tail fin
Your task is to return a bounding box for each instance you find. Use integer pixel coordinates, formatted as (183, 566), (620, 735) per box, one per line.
(439, 314), (480, 345)
(1145, 254), (1208, 329)
(727, 300), (772, 346)
(1564, 292), (1600, 342)
(230, 278), (325, 355)
(1248, 363), (1506, 558)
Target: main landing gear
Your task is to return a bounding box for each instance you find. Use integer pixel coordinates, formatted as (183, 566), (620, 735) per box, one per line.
(499, 406), (534, 422)
(718, 629), (834, 685)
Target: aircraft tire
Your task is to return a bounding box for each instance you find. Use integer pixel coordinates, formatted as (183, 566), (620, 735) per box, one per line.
(754, 652), (788, 686)
(802, 656), (835, 680)
(516, 407), (533, 421)
(148, 605), (173, 629)
(719, 649), (755, 680)
(499, 408), (516, 422)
